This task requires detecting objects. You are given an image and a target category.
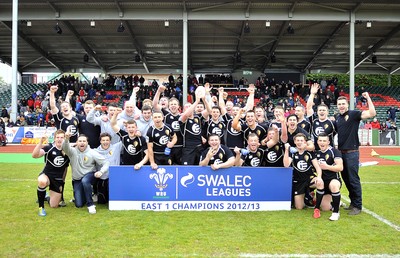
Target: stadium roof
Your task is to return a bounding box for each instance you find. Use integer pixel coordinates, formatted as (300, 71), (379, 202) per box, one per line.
(0, 0), (400, 75)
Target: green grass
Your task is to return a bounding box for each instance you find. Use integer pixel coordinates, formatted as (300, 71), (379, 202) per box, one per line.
(381, 155), (400, 162)
(0, 163), (399, 257)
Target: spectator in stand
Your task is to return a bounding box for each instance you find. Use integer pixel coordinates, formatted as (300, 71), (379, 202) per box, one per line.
(370, 118), (381, 129)
(363, 120), (372, 130)
(387, 106), (399, 122)
(380, 122), (387, 131)
(1, 106), (9, 119)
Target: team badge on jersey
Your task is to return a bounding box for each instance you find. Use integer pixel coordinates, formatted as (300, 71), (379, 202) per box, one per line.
(325, 154), (329, 160)
(324, 124), (329, 129)
(345, 115), (349, 121)
(165, 130), (170, 135)
(219, 153), (223, 159)
(305, 155), (309, 161)
(84, 156), (88, 162)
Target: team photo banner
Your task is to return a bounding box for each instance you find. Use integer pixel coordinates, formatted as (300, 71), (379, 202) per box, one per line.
(109, 166), (293, 211)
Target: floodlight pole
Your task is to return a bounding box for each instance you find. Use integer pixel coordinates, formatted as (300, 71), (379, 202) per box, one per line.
(183, 11), (188, 105)
(11, 0), (18, 122)
(349, 11), (355, 110)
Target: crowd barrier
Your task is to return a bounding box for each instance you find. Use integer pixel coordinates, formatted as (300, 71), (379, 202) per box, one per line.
(5, 127), (56, 144)
(109, 166), (293, 211)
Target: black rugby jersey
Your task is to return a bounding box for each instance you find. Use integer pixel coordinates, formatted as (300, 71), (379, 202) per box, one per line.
(179, 115), (203, 148)
(116, 129), (147, 165)
(264, 141), (284, 167)
(147, 124), (175, 154)
(241, 148), (264, 167)
(200, 144), (234, 165)
(162, 109), (183, 147)
(42, 144), (70, 177)
(290, 150), (316, 182)
(53, 111), (79, 142)
(316, 147), (342, 181)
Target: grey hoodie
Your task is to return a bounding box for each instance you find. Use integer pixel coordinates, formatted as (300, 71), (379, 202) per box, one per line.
(62, 138), (109, 180)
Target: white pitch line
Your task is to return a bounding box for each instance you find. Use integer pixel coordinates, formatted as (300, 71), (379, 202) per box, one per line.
(0, 178), (35, 182)
(361, 182), (400, 184)
(342, 196), (400, 232)
(240, 254), (400, 258)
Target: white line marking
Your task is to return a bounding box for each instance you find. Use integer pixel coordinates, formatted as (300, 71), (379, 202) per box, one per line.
(0, 178), (35, 182)
(342, 196), (400, 231)
(361, 182), (400, 184)
(240, 254), (400, 258)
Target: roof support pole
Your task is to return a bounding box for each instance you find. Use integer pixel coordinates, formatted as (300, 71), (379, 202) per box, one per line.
(11, 0), (18, 123)
(349, 11), (355, 110)
(183, 11), (188, 105)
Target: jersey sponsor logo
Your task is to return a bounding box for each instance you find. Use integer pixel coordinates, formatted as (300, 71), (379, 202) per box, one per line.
(296, 160), (308, 171)
(127, 144), (136, 154)
(214, 159), (222, 165)
(211, 127), (222, 136)
(250, 157), (260, 167)
(315, 126), (325, 136)
(171, 121), (180, 130)
(159, 135), (169, 145)
(67, 125), (77, 135)
(53, 156), (65, 166)
(268, 151), (277, 161)
(192, 123), (201, 134)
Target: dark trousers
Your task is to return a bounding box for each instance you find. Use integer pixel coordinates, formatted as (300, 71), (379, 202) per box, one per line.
(341, 151), (362, 209)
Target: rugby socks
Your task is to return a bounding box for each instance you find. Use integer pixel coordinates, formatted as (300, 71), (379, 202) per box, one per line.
(60, 182), (65, 202)
(315, 188), (325, 209)
(37, 187), (46, 208)
(331, 191), (341, 213)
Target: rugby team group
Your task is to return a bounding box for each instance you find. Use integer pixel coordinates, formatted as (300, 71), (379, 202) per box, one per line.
(33, 82), (376, 220)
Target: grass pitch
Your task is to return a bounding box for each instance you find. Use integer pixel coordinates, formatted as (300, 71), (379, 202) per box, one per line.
(0, 163), (399, 257)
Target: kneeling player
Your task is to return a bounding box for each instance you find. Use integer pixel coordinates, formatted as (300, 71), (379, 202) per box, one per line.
(32, 130), (70, 216)
(283, 133), (322, 210)
(313, 133), (343, 221)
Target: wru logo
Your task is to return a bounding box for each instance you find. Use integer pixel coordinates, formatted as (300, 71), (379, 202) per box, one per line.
(149, 168), (174, 196)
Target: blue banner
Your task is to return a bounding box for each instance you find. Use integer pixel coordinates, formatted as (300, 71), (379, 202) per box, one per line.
(109, 166), (293, 211)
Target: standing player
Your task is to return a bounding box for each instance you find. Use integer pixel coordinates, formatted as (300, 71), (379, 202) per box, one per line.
(335, 93), (376, 215)
(111, 108), (148, 169)
(307, 83), (336, 149)
(147, 111), (177, 169)
(313, 133), (343, 221)
(32, 129), (70, 216)
(153, 85), (183, 165)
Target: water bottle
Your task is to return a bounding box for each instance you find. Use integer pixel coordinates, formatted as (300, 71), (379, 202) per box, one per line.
(164, 147), (171, 155)
(241, 148), (250, 155)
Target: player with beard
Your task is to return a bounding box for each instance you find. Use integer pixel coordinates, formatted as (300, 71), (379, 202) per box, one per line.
(62, 132), (109, 214)
(111, 108), (148, 169)
(147, 111), (177, 169)
(153, 85), (183, 165)
(32, 129), (70, 216)
(307, 83), (337, 150)
(313, 133), (343, 221)
(234, 133), (265, 167)
(199, 134), (235, 170)
(283, 133), (322, 210)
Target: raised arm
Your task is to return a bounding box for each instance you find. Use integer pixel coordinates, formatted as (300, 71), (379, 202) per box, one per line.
(152, 85), (166, 111)
(283, 143), (292, 168)
(306, 83), (319, 117)
(86, 105), (102, 126)
(49, 85), (59, 115)
(232, 108), (246, 131)
(245, 84), (255, 111)
(64, 90), (75, 104)
(218, 87), (227, 116)
(110, 108), (122, 133)
(32, 134), (47, 158)
(361, 92), (376, 120)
